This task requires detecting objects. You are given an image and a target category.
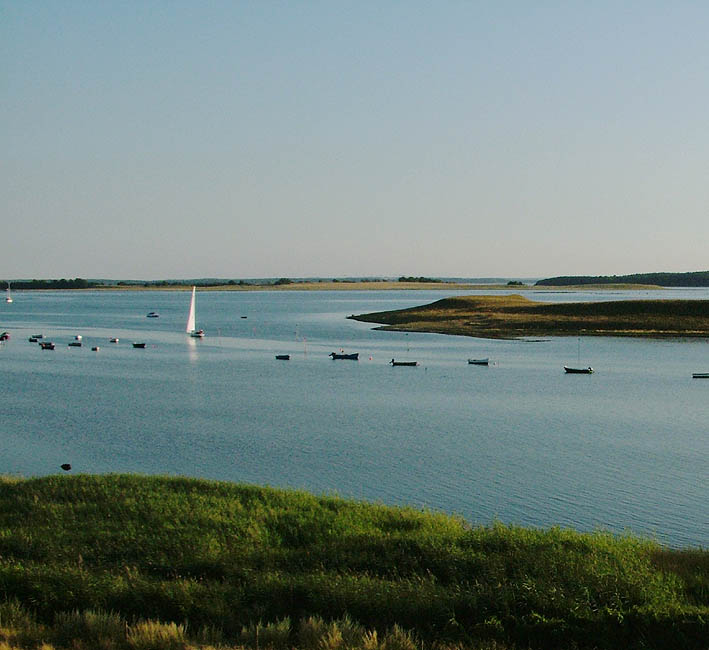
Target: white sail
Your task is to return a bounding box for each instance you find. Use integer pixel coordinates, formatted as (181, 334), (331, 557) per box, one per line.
(186, 286), (196, 333)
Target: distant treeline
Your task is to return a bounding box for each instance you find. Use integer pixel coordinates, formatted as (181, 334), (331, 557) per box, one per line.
(5, 278), (97, 290)
(398, 276), (442, 283)
(535, 271), (709, 287)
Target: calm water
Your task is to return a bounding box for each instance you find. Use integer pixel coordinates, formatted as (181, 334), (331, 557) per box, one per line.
(1, 288), (708, 547)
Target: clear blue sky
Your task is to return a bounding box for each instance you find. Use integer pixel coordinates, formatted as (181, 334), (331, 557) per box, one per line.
(3, 1), (708, 279)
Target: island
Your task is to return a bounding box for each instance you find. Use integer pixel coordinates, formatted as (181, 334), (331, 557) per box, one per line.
(349, 294), (709, 339)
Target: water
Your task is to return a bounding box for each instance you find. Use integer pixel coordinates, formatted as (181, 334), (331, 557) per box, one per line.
(1, 288), (708, 547)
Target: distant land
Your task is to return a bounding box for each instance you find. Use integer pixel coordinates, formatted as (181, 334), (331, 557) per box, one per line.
(4, 271), (709, 291)
(535, 270), (709, 287)
(350, 294), (709, 339)
(1, 276), (537, 291)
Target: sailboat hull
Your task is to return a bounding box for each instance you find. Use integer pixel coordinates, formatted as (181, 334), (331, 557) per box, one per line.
(564, 366), (593, 374)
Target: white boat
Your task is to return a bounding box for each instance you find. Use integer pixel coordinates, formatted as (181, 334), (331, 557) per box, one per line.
(186, 286), (204, 338)
(5, 282), (12, 303)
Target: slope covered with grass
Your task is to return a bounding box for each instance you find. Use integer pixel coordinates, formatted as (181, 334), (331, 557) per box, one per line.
(0, 475), (706, 649)
(350, 294), (709, 338)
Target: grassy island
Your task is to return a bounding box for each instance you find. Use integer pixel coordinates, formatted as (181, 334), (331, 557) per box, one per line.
(0, 475), (706, 649)
(349, 294), (709, 339)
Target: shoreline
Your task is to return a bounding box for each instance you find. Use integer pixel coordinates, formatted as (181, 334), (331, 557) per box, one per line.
(350, 294), (709, 339)
(9, 281), (668, 292)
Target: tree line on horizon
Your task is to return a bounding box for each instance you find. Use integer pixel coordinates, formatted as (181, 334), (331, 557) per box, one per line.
(535, 270), (709, 287)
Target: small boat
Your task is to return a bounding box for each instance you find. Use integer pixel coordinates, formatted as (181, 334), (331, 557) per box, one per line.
(146, 311), (160, 318)
(28, 337), (38, 343)
(40, 341), (55, 350)
(390, 358), (418, 367)
(275, 354), (290, 360)
(564, 366), (594, 374)
(468, 358), (489, 366)
(329, 352), (359, 360)
(0, 331), (9, 341)
(186, 286), (205, 338)
(32, 334), (43, 339)
(692, 373), (709, 379)
(91, 346), (100, 351)
(109, 338), (119, 343)
(68, 341), (82, 347)
(132, 342), (146, 349)
(5, 282), (12, 303)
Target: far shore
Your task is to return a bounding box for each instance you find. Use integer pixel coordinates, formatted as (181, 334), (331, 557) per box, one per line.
(24, 281), (667, 292)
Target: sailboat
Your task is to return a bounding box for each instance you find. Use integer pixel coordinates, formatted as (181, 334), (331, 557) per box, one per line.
(5, 282), (12, 303)
(564, 336), (593, 373)
(186, 286), (204, 338)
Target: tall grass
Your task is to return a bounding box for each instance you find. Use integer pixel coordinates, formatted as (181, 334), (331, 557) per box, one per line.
(0, 475), (706, 649)
(350, 294), (709, 338)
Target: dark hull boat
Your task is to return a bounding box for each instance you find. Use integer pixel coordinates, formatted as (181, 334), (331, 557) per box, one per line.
(132, 342), (146, 349)
(564, 366), (593, 374)
(390, 359), (418, 367)
(692, 373), (709, 379)
(330, 352), (359, 360)
(468, 358), (489, 365)
(40, 342), (55, 350)
(275, 354), (290, 360)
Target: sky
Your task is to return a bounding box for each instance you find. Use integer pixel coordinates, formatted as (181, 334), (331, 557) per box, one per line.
(2, 1), (708, 280)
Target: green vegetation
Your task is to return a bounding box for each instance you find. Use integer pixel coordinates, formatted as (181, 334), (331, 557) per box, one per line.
(0, 475), (706, 649)
(535, 270), (709, 287)
(398, 276), (443, 283)
(4, 278), (96, 290)
(350, 294), (709, 339)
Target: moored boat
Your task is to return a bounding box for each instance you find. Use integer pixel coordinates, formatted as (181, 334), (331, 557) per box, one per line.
(564, 366), (594, 374)
(329, 352), (359, 360)
(109, 338), (119, 343)
(186, 287), (205, 338)
(275, 354), (290, 360)
(390, 358), (418, 367)
(692, 372), (709, 379)
(40, 341), (55, 350)
(0, 331), (9, 341)
(132, 342), (146, 348)
(468, 358), (489, 365)
(146, 312), (159, 318)
(68, 341), (82, 347)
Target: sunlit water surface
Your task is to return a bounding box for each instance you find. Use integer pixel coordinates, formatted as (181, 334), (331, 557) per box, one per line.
(1, 288), (707, 547)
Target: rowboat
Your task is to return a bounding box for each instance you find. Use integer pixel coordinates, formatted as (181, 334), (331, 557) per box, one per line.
(390, 359), (418, 367)
(468, 358), (489, 365)
(564, 366), (593, 374)
(692, 373), (709, 379)
(132, 342), (146, 349)
(275, 354), (290, 360)
(329, 352), (359, 360)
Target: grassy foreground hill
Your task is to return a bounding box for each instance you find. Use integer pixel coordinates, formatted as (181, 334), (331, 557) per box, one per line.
(350, 294), (709, 339)
(0, 475), (706, 650)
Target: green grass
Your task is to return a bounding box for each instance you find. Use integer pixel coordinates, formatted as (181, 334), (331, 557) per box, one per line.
(350, 294), (709, 339)
(0, 475), (706, 649)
